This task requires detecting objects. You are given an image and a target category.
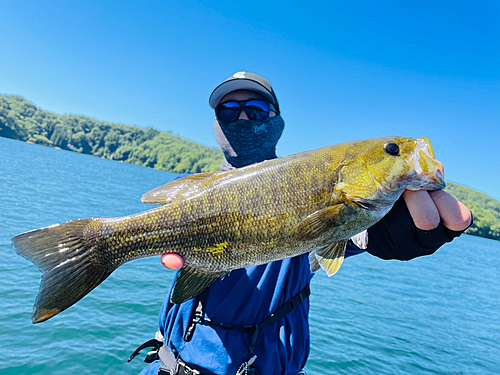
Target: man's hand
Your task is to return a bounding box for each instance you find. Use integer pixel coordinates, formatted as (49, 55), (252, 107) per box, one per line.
(160, 254), (184, 270)
(403, 162), (472, 231)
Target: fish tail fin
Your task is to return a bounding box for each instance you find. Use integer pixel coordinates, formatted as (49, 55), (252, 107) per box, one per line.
(11, 218), (112, 323)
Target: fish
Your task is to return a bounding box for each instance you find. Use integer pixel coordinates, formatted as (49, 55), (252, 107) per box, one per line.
(12, 136), (445, 324)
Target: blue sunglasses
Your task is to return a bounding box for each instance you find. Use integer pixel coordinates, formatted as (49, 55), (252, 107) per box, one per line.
(216, 99), (276, 123)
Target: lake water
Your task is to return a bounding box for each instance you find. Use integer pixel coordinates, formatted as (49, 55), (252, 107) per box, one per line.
(1, 136), (499, 375)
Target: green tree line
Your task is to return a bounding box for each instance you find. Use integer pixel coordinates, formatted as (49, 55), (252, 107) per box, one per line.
(1, 94), (498, 241)
(445, 182), (500, 241)
(0, 94), (223, 174)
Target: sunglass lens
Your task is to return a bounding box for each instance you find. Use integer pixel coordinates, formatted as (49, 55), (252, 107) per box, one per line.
(244, 100), (269, 120)
(216, 102), (241, 123)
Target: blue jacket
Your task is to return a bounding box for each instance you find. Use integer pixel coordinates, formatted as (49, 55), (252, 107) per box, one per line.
(140, 246), (364, 375)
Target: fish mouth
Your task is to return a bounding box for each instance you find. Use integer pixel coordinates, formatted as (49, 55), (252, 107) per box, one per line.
(406, 137), (446, 191)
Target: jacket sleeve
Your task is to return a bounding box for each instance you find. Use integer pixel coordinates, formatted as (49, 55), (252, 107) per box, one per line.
(365, 196), (471, 261)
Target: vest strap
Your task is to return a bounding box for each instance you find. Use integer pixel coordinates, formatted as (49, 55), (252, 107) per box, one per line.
(185, 283), (311, 354)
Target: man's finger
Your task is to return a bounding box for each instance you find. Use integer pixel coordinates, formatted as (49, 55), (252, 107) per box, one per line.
(161, 254), (184, 270)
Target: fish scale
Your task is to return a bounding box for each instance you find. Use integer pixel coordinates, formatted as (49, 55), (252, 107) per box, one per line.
(11, 136), (445, 323)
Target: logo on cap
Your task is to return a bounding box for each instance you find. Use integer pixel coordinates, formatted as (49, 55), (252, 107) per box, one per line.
(233, 72), (247, 79)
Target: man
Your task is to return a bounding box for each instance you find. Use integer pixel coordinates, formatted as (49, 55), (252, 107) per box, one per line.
(137, 72), (471, 375)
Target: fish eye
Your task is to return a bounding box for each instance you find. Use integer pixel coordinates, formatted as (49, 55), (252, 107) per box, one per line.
(384, 142), (400, 156)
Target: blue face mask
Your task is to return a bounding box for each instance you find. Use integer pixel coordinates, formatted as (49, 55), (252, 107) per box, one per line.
(213, 115), (285, 170)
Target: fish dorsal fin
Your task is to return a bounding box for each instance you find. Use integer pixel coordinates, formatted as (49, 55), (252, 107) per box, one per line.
(170, 267), (223, 304)
(141, 171), (223, 205)
(308, 240), (347, 276)
(293, 205), (343, 240)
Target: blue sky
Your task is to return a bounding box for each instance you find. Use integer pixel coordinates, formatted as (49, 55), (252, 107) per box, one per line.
(1, 1), (499, 199)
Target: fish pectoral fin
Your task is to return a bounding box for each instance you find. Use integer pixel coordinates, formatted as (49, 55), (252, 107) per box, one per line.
(141, 171), (224, 205)
(308, 240), (347, 276)
(293, 205), (343, 240)
(170, 267), (223, 304)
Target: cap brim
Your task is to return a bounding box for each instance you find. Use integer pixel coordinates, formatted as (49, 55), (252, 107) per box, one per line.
(209, 79), (276, 108)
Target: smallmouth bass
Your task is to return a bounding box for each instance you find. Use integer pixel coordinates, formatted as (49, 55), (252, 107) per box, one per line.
(12, 136), (445, 323)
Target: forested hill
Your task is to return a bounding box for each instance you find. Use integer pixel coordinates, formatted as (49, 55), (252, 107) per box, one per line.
(0, 94), (223, 174)
(445, 182), (500, 241)
(1, 94), (499, 241)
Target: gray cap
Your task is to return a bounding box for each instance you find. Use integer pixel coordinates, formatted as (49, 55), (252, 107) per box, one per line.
(209, 71), (279, 112)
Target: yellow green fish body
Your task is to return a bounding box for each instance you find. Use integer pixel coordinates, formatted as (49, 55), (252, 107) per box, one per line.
(12, 136), (445, 323)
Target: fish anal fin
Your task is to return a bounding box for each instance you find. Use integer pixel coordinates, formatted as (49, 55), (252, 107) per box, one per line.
(170, 267), (223, 304)
(293, 205), (343, 241)
(141, 171), (223, 205)
(308, 240), (347, 276)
